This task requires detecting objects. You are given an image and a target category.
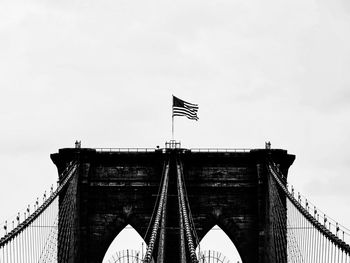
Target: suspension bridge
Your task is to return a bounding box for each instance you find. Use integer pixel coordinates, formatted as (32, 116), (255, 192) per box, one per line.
(0, 142), (349, 262)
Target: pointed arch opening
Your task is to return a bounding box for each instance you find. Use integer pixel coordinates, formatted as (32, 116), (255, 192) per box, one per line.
(102, 224), (147, 263)
(196, 225), (243, 263)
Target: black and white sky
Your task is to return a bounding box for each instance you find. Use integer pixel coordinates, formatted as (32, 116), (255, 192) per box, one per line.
(1, 0), (350, 260)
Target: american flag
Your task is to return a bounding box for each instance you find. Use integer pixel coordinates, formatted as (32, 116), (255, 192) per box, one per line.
(172, 96), (199, 121)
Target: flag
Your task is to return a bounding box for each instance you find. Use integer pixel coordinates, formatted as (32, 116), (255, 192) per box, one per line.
(172, 95), (199, 121)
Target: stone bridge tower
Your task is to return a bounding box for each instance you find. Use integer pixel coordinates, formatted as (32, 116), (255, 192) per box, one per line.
(51, 145), (295, 263)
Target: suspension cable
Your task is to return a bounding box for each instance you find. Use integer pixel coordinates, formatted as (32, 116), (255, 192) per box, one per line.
(143, 161), (168, 242)
(267, 158), (350, 260)
(0, 161), (77, 248)
(176, 160), (198, 263)
(177, 161), (200, 247)
(143, 161), (170, 263)
(156, 162), (169, 263)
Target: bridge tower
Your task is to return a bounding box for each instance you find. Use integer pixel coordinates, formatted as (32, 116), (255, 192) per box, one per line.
(50, 145), (295, 263)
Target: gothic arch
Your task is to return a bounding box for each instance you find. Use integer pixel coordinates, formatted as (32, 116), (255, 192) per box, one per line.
(97, 213), (147, 262)
(196, 215), (246, 262)
(102, 224), (146, 262)
(197, 224), (243, 263)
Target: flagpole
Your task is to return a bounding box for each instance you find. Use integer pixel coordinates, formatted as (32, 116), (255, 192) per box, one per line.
(172, 113), (174, 140)
(172, 95), (174, 140)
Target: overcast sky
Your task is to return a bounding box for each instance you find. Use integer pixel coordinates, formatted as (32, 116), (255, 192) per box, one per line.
(1, 0), (350, 261)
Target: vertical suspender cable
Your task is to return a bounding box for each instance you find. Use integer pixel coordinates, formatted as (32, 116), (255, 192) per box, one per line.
(10, 239), (12, 263)
(327, 237), (330, 263)
(29, 223), (33, 263)
(308, 221), (312, 263)
(331, 242), (334, 263)
(41, 209), (45, 262)
(39, 213), (42, 262)
(24, 224), (27, 263)
(336, 245), (338, 263)
(32, 222), (35, 263)
(310, 227), (313, 263)
(13, 235), (16, 263)
(321, 229), (324, 263)
(13, 235), (15, 263)
(304, 217), (308, 261)
(35, 216), (38, 263)
(298, 205), (303, 262)
(335, 242), (338, 263)
(336, 245), (340, 262)
(320, 232), (324, 263)
(20, 231), (23, 263)
(12, 238), (15, 263)
(318, 229), (321, 263)
(34, 220), (37, 263)
(312, 227), (316, 263)
(317, 228), (319, 263)
(39, 210), (42, 261)
(336, 243), (339, 262)
(32, 221), (37, 262)
(20, 229), (23, 263)
(8, 239), (10, 263)
(328, 239), (331, 263)
(16, 234), (19, 263)
(32, 212), (35, 263)
(7, 239), (9, 263)
(324, 234), (327, 263)
(327, 238), (332, 262)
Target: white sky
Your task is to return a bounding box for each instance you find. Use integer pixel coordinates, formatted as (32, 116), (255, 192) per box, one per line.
(1, 0), (350, 261)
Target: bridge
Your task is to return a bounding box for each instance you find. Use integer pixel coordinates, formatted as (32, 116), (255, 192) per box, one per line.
(0, 143), (350, 262)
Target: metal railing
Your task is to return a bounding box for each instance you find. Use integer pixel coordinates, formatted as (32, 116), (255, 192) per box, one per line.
(94, 147), (251, 153)
(95, 148), (157, 153)
(165, 140), (181, 149)
(190, 148), (251, 153)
